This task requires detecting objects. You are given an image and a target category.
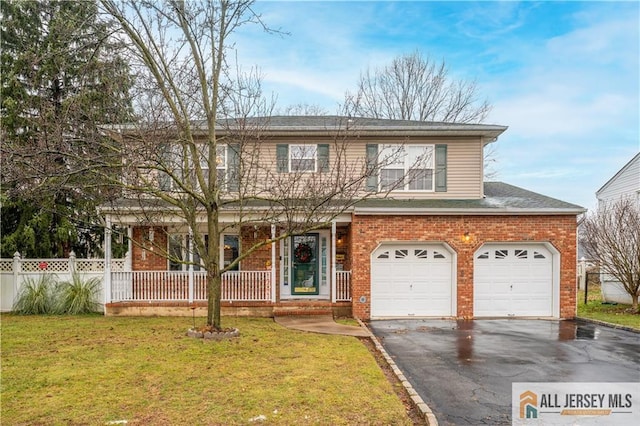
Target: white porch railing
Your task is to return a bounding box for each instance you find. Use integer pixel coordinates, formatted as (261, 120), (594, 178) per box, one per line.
(110, 270), (272, 303)
(336, 271), (351, 301)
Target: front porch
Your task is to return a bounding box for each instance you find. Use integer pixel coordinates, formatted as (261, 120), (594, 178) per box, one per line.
(104, 269), (352, 317)
(102, 215), (354, 317)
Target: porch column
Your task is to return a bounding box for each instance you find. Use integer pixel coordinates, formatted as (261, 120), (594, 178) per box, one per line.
(126, 226), (133, 271)
(103, 216), (112, 311)
(188, 229), (194, 303)
(271, 224), (276, 302)
(331, 221), (337, 303)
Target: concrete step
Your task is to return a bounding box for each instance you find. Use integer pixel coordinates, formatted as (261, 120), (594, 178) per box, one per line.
(273, 305), (334, 317)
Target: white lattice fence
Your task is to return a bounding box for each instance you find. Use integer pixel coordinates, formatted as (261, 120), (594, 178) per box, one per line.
(0, 260), (12, 273)
(1, 252), (126, 312)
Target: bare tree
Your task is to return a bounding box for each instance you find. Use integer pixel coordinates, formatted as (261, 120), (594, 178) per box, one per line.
(344, 51), (491, 124)
(582, 198), (640, 312)
(98, 1), (431, 329)
(280, 103), (329, 116)
(344, 51), (496, 179)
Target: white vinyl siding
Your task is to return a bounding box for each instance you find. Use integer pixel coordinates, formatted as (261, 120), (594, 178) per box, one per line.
(173, 138), (486, 200)
(596, 153), (640, 208)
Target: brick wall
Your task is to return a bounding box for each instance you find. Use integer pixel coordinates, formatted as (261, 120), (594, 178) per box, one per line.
(350, 215), (578, 320)
(240, 226), (273, 271)
(131, 226), (168, 271)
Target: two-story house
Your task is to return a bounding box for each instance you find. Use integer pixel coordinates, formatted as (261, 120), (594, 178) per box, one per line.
(596, 152), (640, 208)
(593, 152), (640, 304)
(100, 116), (584, 320)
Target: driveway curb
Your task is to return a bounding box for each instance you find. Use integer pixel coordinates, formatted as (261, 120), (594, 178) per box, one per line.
(575, 316), (640, 333)
(358, 319), (438, 426)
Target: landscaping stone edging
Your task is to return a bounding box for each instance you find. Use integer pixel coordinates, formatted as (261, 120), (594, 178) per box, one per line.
(575, 317), (640, 334)
(186, 328), (240, 340)
(357, 319), (438, 426)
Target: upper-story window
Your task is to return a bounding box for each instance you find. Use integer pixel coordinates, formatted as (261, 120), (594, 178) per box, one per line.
(277, 144), (330, 173)
(160, 143), (238, 191)
(379, 144), (434, 191)
(290, 144), (317, 172)
(198, 144), (227, 186)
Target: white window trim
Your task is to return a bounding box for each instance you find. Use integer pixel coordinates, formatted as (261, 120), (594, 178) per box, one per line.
(379, 144), (435, 191)
(168, 234), (188, 271)
(198, 143), (227, 189)
(160, 144), (228, 191)
(289, 144), (317, 173)
(220, 233), (240, 272)
(168, 233), (238, 272)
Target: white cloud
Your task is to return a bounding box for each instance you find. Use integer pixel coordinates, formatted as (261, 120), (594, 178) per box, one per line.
(487, 9), (638, 140)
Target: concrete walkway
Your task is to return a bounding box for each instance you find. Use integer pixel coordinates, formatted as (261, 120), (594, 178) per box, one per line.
(274, 315), (371, 337)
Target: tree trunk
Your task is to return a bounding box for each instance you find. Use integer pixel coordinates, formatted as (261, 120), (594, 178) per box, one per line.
(632, 294), (639, 314)
(206, 267), (222, 328)
(206, 208), (221, 328)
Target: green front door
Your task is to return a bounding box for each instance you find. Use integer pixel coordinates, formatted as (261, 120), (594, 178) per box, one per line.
(291, 234), (319, 295)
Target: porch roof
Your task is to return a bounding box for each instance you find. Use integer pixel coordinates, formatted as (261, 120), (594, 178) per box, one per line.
(354, 182), (585, 215)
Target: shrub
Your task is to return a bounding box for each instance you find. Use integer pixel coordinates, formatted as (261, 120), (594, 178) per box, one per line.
(13, 274), (57, 314)
(56, 273), (101, 314)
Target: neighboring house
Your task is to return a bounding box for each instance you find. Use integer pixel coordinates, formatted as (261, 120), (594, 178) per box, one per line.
(596, 152), (640, 208)
(100, 116), (585, 320)
(594, 152), (640, 304)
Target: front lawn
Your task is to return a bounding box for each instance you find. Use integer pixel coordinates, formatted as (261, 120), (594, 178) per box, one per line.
(577, 284), (640, 330)
(1, 315), (412, 425)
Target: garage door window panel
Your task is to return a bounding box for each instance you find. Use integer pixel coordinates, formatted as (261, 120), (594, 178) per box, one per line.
(395, 249), (408, 259)
(376, 250), (390, 259)
(433, 251), (447, 259)
(415, 249), (428, 259)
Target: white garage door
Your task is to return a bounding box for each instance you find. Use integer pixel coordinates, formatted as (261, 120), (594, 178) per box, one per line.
(371, 244), (454, 317)
(474, 244), (553, 317)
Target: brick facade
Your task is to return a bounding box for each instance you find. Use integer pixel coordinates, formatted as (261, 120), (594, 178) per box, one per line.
(131, 226), (168, 271)
(350, 214), (578, 320)
(128, 215), (578, 321)
(240, 226), (274, 272)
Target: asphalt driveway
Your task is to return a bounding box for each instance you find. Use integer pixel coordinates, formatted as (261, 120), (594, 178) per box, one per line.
(369, 319), (640, 425)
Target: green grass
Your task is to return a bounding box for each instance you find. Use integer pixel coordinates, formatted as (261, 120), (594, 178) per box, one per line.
(577, 283), (640, 330)
(0, 315), (412, 425)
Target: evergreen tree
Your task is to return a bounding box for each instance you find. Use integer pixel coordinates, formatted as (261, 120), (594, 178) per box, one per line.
(1, 0), (132, 257)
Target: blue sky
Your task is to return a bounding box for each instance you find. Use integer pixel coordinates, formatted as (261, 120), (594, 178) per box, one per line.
(233, 1), (639, 210)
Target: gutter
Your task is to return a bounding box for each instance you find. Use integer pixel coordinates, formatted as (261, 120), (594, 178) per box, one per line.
(353, 207), (587, 215)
